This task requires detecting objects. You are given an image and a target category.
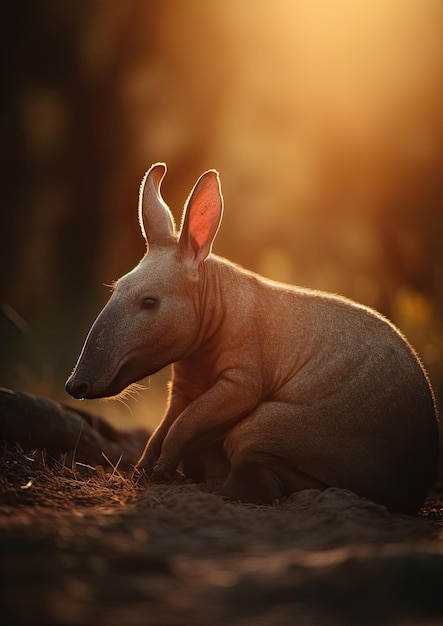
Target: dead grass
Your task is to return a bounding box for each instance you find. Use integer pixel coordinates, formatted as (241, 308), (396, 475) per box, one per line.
(0, 444), (141, 513)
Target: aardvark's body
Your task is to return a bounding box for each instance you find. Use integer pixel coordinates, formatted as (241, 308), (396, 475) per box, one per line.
(66, 163), (439, 513)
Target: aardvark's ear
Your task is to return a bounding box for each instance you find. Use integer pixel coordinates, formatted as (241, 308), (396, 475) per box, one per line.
(178, 170), (223, 272)
(138, 163), (176, 247)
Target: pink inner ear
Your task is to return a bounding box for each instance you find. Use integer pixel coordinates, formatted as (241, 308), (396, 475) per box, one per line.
(189, 197), (219, 248)
(179, 169), (222, 265)
(192, 213), (213, 246)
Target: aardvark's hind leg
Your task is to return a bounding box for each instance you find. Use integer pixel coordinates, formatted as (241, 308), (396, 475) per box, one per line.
(221, 401), (327, 504)
(220, 453), (326, 504)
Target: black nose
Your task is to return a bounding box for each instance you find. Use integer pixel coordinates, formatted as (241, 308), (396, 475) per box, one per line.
(65, 377), (91, 399)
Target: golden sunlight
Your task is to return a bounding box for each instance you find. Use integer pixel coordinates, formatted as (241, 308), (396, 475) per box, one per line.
(2, 0), (442, 423)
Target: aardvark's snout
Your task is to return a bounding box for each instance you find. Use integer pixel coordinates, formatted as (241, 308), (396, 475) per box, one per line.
(65, 374), (91, 399)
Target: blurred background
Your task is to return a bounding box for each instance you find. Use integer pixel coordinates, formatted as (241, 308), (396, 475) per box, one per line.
(1, 0), (442, 435)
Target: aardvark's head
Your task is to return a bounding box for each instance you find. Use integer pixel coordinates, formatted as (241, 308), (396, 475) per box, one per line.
(65, 163), (223, 399)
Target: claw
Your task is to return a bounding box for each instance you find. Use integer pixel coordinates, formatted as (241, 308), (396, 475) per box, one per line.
(150, 464), (185, 484)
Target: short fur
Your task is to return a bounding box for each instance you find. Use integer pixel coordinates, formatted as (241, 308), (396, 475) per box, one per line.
(66, 163), (439, 513)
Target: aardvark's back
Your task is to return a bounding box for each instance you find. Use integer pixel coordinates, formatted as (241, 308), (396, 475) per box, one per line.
(232, 278), (439, 513)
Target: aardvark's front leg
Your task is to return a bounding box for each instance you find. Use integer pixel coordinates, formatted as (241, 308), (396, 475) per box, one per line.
(136, 390), (190, 476)
(151, 376), (260, 481)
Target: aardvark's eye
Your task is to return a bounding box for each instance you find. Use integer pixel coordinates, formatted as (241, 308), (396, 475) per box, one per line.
(142, 297), (157, 309)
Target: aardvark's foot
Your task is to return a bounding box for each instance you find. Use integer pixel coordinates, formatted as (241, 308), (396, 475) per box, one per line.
(150, 463), (185, 484)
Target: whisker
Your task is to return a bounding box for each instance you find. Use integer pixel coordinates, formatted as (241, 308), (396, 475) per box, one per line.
(122, 382), (148, 401)
(115, 394), (133, 414)
(97, 381), (149, 410)
(103, 280), (117, 293)
(130, 382), (149, 391)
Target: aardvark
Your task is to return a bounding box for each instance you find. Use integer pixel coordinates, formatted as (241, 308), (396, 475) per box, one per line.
(66, 163), (439, 513)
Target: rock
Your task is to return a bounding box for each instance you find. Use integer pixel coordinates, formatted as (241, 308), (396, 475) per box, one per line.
(0, 387), (149, 469)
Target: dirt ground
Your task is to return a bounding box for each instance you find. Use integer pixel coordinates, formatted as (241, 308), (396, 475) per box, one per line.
(1, 444), (443, 626)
